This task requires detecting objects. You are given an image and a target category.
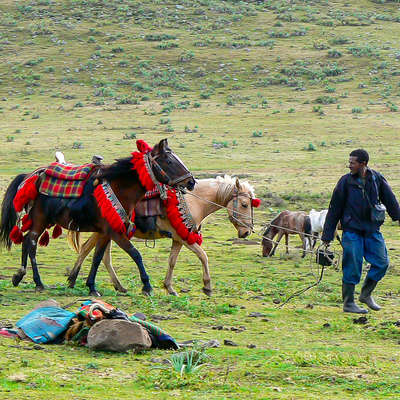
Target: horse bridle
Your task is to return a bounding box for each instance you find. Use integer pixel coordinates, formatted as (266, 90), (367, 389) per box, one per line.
(228, 188), (255, 231)
(145, 151), (193, 187)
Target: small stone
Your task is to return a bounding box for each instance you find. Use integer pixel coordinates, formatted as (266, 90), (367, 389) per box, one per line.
(132, 312), (146, 321)
(306, 304), (314, 309)
(323, 323), (331, 328)
(212, 325), (224, 330)
(202, 339), (220, 348)
(353, 316), (368, 325)
(272, 299), (281, 304)
(224, 339), (238, 346)
(247, 344), (256, 349)
(248, 312), (267, 318)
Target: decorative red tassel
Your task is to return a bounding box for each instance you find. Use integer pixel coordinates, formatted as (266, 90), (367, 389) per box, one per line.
(164, 189), (202, 246)
(52, 224), (62, 239)
(94, 184), (127, 235)
(10, 226), (24, 244)
(130, 151), (156, 191)
(39, 231), (49, 247)
(136, 139), (153, 154)
(13, 175), (39, 212)
(251, 198), (261, 208)
(21, 214), (33, 232)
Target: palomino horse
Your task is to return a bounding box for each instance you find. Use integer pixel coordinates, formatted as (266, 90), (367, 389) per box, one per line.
(0, 139), (195, 296)
(262, 210), (312, 257)
(67, 175), (258, 296)
(309, 208), (342, 248)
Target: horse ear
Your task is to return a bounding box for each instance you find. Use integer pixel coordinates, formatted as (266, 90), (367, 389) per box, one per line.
(159, 138), (168, 153)
(235, 177), (240, 190)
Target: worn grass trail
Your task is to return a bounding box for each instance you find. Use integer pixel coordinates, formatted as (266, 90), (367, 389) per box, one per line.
(1, 0), (400, 398)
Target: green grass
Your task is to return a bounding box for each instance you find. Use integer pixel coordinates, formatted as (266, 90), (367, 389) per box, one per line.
(1, 0), (400, 398)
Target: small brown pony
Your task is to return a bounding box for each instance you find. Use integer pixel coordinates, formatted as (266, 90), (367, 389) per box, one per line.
(67, 175), (257, 296)
(262, 210), (312, 258)
(0, 139), (195, 296)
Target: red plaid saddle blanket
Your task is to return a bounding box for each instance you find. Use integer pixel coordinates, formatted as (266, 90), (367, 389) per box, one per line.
(44, 162), (94, 180)
(135, 188), (162, 217)
(39, 163), (96, 198)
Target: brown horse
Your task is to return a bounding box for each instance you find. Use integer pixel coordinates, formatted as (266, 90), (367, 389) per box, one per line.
(0, 139), (195, 296)
(262, 210), (312, 258)
(67, 175), (258, 296)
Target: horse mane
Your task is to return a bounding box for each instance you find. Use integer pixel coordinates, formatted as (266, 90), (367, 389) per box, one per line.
(263, 213), (281, 237)
(215, 175), (255, 205)
(97, 157), (135, 181)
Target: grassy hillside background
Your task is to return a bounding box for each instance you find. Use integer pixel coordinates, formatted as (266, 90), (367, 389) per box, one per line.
(0, 0), (400, 398)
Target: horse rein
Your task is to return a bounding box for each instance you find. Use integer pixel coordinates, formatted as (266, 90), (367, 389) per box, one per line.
(229, 189), (255, 231)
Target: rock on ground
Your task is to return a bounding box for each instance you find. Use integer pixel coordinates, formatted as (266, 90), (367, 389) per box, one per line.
(87, 320), (152, 352)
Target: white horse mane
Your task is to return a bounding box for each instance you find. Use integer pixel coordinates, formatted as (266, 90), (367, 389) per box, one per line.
(215, 175), (255, 205)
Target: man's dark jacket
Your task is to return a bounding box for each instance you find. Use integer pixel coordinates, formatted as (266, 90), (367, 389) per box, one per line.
(322, 169), (400, 242)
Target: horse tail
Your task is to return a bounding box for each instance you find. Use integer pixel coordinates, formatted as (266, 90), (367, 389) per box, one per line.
(0, 174), (27, 250)
(67, 230), (81, 253)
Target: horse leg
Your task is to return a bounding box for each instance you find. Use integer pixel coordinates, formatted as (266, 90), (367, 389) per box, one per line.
(12, 234), (30, 287)
(270, 231), (283, 257)
(182, 241), (211, 296)
(285, 233), (289, 254)
(110, 233), (152, 296)
(312, 232), (318, 249)
(163, 240), (183, 296)
(300, 234), (307, 258)
(68, 233), (97, 288)
(28, 231), (45, 291)
(85, 235), (110, 297)
(102, 241), (127, 293)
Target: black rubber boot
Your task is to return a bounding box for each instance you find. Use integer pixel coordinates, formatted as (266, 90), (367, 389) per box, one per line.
(359, 277), (381, 311)
(342, 283), (368, 314)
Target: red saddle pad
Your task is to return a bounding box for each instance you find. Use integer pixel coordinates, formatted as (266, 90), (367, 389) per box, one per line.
(44, 162), (94, 181)
(39, 176), (88, 198)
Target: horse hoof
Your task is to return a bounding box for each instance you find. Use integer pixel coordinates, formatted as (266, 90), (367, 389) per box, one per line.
(89, 290), (101, 297)
(142, 287), (153, 296)
(12, 274), (23, 287)
(116, 286), (128, 293)
(35, 285), (45, 292)
(169, 290), (178, 296)
(202, 287), (212, 297)
(67, 277), (77, 288)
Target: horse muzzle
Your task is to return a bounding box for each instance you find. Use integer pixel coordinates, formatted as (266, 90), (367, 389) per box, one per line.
(177, 176), (195, 191)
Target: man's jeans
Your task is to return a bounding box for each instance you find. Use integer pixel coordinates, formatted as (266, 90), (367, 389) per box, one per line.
(342, 231), (389, 285)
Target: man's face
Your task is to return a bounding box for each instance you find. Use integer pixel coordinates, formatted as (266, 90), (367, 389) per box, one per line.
(348, 156), (365, 175)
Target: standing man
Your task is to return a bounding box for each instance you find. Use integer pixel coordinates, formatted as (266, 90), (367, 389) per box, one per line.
(322, 149), (400, 313)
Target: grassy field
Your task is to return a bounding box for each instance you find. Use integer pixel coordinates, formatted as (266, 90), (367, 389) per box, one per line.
(1, 0), (400, 398)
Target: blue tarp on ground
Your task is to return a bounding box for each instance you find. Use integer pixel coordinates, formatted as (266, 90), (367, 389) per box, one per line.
(16, 307), (76, 343)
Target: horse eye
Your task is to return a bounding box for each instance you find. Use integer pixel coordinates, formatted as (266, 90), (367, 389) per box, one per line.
(242, 203), (248, 208)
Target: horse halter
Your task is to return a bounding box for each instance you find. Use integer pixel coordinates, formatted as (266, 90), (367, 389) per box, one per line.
(145, 151), (193, 187)
(228, 188), (255, 231)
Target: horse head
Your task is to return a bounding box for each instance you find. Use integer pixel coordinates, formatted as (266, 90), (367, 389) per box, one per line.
(149, 139), (195, 191)
(226, 177), (258, 239)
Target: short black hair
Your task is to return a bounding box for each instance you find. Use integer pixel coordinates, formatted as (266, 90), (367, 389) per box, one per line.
(350, 149), (369, 165)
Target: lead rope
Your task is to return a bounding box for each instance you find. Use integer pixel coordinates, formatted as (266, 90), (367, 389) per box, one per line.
(182, 190), (345, 305)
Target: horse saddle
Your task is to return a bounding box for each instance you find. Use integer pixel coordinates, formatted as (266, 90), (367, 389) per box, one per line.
(134, 189), (170, 236)
(39, 162), (97, 198)
(135, 188), (163, 217)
